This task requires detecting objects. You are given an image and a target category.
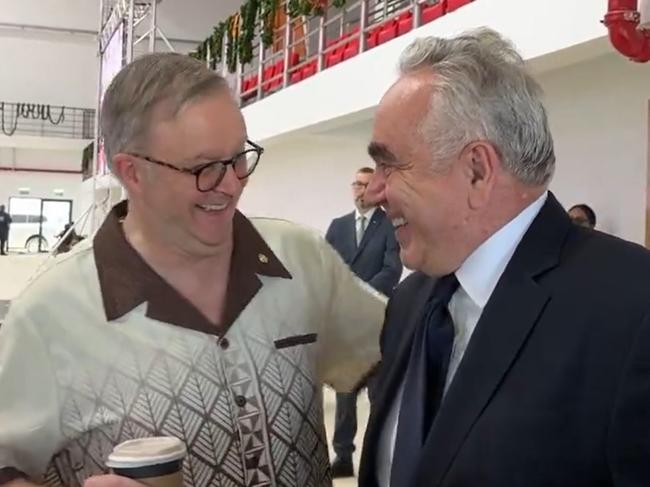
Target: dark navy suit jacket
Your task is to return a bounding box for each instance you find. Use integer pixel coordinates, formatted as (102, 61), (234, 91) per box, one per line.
(325, 208), (402, 297)
(360, 193), (650, 487)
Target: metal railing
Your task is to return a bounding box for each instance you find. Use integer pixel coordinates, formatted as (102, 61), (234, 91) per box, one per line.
(0, 102), (95, 139)
(203, 0), (467, 106)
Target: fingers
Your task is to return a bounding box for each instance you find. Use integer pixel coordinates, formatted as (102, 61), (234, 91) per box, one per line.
(84, 474), (142, 487)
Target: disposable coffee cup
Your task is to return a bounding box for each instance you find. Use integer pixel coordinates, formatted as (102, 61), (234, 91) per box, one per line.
(106, 437), (187, 487)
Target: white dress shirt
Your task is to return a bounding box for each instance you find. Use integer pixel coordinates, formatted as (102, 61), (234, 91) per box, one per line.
(376, 192), (548, 487)
(356, 207), (377, 245)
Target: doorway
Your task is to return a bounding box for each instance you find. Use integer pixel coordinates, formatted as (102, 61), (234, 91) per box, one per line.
(7, 197), (73, 253)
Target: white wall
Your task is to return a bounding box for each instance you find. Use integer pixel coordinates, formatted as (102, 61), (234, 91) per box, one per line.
(0, 171), (83, 219)
(1, 0), (244, 42)
(239, 133), (371, 235)
(0, 143), (83, 218)
(241, 53), (650, 245)
(0, 35), (98, 107)
(0, 0), (247, 109)
(542, 53), (649, 244)
(0, 145), (83, 172)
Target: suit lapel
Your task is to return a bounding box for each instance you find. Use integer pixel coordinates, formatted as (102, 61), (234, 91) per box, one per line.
(359, 273), (437, 486)
(416, 193), (572, 486)
(420, 276), (550, 486)
(352, 209), (384, 263)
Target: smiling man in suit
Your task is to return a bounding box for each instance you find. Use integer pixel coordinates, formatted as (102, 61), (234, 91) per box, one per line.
(325, 166), (402, 478)
(358, 28), (650, 487)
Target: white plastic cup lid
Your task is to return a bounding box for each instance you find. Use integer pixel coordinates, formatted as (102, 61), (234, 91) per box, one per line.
(106, 437), (187, 469)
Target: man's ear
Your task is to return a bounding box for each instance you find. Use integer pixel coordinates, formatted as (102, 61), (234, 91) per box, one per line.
(111, 153), (145, 196)
(460, 141), (500, 210)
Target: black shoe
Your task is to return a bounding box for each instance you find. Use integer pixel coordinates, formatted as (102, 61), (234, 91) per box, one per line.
(331, 457), (354, 478)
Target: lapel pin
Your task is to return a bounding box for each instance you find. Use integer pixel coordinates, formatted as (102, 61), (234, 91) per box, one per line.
(258, 253), (269, 264)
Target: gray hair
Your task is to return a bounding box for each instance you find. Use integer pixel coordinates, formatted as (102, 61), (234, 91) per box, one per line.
(100, 52), (228, 166)
(399, 27), (555, 186)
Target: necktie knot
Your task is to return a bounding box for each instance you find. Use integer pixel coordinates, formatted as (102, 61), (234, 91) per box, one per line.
(431, 273), (459, 307)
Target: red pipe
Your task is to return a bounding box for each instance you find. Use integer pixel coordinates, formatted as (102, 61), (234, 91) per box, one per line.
(603, 0), (650, 62)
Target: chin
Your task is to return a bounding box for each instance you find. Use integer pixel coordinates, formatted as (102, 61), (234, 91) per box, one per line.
(400, 247), (420, 272)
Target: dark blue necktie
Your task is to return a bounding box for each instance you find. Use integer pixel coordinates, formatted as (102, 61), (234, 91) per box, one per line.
(390, 274), (459, 487)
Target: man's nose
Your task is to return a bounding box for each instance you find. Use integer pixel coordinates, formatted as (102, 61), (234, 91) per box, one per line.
(363, 173), (386, 207)
(215, 165), (241, 193)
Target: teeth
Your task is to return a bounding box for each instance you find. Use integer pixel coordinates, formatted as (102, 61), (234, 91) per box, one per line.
(198, 203), (228, 211)
(392, 217), (407, 228)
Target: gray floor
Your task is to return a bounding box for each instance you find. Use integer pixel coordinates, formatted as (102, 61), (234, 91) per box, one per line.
(0, 299), (9, 324)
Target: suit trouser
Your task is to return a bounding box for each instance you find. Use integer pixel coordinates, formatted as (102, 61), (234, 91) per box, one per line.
(333, 392), (358, 460)
(0, 235), (7, 254)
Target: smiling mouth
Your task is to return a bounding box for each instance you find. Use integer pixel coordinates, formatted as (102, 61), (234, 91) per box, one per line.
(197, 202), (229, 212)
(392, 217), (408, 229)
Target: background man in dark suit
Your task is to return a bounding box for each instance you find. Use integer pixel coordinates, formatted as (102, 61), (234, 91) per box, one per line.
(325, 166), (402, 478)
(0, 205), (12, 256)
(359, 28), (650, 487)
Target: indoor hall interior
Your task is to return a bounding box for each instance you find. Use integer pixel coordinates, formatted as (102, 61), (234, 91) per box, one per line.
(1, 0), (649, 485)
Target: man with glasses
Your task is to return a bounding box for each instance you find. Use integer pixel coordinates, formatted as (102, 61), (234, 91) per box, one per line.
(325, 167), (402, 478)
(0, 53), (385, 487)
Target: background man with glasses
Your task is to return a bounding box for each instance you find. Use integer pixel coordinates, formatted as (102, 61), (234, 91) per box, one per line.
(0, 53), (385, 487)
(324, 167), (402, 478)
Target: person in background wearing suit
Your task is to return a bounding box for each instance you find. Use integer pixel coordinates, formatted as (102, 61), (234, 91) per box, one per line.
(325, 166), (402, 478)
(359, 28), (650, 487)
(0, 205), (12, 256)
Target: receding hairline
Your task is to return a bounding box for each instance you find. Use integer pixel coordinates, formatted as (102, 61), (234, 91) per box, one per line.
(99, 53), (231, 165)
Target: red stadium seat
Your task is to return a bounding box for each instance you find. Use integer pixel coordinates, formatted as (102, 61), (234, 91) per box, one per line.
(422, 1), (446, 24)
(447, 0), (473, 12)
(377, 21), (397, 45)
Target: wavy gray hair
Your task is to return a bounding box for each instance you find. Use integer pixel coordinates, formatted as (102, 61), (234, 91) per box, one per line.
(100, 52), (228, 167)
(399, 27), (555, 186)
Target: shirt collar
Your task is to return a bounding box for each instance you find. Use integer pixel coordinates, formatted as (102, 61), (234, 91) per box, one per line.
(93, 200), (291, 335)
(355, 206), (377, 221)
(455, 192), (548, 308)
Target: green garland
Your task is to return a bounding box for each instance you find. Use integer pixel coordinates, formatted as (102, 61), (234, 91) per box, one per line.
(238, 0), (259, 65)
(192, 0), (353, 70)
(225, 15), (239, 73)
(260, 0), (279, 48)
(287, 0), (317, 18)
(211, 22), (227, 66)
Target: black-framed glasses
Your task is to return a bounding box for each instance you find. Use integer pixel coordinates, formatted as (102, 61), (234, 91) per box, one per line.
(129, 139), (264, 192)
(351, 181), (368, 188)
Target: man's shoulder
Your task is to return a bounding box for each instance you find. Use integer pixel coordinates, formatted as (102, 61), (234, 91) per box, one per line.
(249, 217), (326, 254)
(565, 228), (650, 276)
(330, 211), (355, 226)
(9, 239), (97, 315)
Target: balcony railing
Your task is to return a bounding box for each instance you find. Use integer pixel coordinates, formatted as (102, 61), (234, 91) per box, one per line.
(0, 101), (95, 140)
(202, 0), (474, 106)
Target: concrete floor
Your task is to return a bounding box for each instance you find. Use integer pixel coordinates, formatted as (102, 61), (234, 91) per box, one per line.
(0, 253), (372, 485)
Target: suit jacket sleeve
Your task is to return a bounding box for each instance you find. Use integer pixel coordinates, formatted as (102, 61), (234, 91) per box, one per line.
(316, 237), (387, 393)
(608, 308), (650, 484)
(368, 227), (402, 296)
(325, 220), (336, 246)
